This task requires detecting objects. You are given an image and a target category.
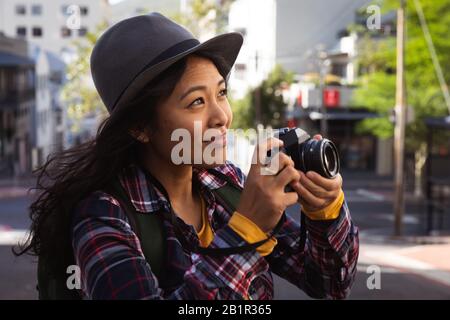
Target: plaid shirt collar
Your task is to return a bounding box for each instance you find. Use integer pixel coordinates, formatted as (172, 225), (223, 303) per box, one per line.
(117, 162), (229, 214)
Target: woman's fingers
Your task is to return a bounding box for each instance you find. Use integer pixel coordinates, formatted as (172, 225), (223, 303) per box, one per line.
(291, 181), (327, 209)
(305, 171), (342, 192)
(276, 164), (300, 188)
(283, 191), (299, 207)
(298, 171), (333, 198)
(253, 137), (284, 167)
(259, 144), (294, 176)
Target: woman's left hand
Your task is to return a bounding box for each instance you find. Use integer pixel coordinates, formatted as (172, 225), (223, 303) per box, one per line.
(290, 134), (343, 212)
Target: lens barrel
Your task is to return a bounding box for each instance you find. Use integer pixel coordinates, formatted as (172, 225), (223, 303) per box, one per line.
(279, 128), (340, 178)
(300, 138), (339, 178)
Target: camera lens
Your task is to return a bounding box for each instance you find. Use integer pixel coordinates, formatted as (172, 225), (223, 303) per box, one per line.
(277, 128), (340, 178)
(321, 140), (339, 178)
(299, 138), (339, 178)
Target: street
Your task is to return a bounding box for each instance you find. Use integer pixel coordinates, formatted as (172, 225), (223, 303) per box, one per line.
(1, 171), (450, 299)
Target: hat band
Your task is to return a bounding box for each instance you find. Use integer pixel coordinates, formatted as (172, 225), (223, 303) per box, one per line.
(144, 38), (200, 71)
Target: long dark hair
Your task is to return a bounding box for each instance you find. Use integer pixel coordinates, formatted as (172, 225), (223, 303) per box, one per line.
(14, 51), (230, 274)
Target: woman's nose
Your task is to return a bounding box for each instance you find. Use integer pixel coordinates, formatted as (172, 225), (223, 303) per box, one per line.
(208, 100), (228, 128)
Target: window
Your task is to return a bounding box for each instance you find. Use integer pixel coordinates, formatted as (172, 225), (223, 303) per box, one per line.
(78, 27), (87, 36)
(31, 4), (42, 15)
(32, 27), (43, 37)
(50, 71), (63, 85)
(15, 5), (26, 15)
(16, 26), (27, 38)
(61, 27), (71, 38)
(80, 6), (88, 16)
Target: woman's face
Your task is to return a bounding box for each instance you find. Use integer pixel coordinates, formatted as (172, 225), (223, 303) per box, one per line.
(144, 55), (233, 168)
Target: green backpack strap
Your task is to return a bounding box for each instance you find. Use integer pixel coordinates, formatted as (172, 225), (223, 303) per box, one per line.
(105, 179), (166, 280)
(213, 182), (242, 213)
(207, 169), (242, 213)
(208, 168), (306, 253)
(37, 179), (166, 300)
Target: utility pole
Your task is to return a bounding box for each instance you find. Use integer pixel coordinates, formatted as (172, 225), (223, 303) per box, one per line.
(319, 51), (329, 136)
(254, 51), (261, 126)
(394, 0), (407, 236)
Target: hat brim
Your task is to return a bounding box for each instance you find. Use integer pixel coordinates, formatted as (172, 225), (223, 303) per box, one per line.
(111, 32), (243, 116)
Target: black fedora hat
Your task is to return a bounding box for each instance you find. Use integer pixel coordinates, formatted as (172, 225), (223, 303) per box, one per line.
(90, 12), (243, 115)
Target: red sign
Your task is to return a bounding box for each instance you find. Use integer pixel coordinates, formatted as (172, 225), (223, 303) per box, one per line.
(323, 89), (340, 107)
(296, 92), (302, 107)
(287, 118), (296, 128)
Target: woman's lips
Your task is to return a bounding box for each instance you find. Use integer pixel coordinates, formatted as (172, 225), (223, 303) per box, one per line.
(203, 134), (227, 147)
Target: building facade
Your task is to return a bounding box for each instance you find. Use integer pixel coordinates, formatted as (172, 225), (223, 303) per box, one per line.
(227, 0), (400, 174)
(0, 34), (35, 177)
(0, 1), (111, 172)
(0, 0), (110, 58)
(227, 0), (370, 98)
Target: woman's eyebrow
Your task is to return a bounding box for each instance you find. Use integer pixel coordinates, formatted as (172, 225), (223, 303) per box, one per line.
(179, 79), (226, 101)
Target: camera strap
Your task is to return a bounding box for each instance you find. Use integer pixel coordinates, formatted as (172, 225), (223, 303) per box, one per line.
(145, 168), (286, 257)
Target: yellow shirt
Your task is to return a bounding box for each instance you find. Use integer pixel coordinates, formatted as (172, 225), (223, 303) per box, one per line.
(197, 195), (214, 247)
(196, 195), (276, 256)
(301, 189), (345, 221)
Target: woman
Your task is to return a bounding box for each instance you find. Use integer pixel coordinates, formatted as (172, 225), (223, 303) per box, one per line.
(17, 13), (359, 300)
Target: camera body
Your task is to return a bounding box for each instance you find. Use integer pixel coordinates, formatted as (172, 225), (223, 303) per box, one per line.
(276, 127), (340, 179)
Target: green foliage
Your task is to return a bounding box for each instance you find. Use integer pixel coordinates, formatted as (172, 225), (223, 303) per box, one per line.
(61, 22), (108, 133)
(229, 93), (253, 129)
(352, 72), (395, 138)
(352, 72), (396, 112)
(351, 0), (449, 149)
(170, 0), (235, 37)
(231, 65), (294, 129)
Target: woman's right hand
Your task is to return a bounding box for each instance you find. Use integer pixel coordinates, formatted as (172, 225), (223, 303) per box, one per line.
(236, 138), (300, 233)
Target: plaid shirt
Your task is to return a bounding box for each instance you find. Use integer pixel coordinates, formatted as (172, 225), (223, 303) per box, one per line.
(71, 161), (359, 300)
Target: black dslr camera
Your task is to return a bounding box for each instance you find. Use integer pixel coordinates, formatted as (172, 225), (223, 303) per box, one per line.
(276, 127), (340, 179)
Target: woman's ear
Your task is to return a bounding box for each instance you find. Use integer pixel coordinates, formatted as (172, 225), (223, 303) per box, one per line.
(128, 127), (150, 143)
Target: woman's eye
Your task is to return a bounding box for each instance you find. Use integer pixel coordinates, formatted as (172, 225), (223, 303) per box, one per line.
(188, 97), (204, 108)
(219, 88), (228, 97)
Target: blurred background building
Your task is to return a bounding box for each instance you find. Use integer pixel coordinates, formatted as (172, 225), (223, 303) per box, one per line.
(0, 34), (35, 177)
(226, 0), (398, 174)
(0, 0), (110, 174)
(0, 0), (110, 56)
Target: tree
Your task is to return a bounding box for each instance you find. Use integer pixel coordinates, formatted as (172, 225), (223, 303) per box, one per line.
(351, 0), (450, 196)
(61, 22), (108, 134)
(231, 64), (295, 129)
(170, 0), (235, 38)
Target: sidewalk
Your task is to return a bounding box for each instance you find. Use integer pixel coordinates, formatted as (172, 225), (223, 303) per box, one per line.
(341, 169), (450, 293)
(359, 234), (450, 289)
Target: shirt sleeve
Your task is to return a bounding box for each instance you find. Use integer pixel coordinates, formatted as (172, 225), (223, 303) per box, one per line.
(223, 161), (360, 299)
(228, 211), (278, 256)
(266, 200), (359, 299)
(71, 191), (268, 300)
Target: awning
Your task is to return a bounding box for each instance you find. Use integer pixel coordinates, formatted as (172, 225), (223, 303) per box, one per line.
(291, 108), (381, 120)
(0, 51), (34, 67)
(425, 116), (450, 130)
(309, 111), (380, 120)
